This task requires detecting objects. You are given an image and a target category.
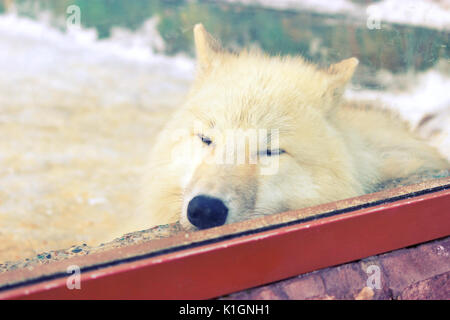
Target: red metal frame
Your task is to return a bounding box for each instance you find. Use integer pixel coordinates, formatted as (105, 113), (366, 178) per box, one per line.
(0, 182), (449, 300)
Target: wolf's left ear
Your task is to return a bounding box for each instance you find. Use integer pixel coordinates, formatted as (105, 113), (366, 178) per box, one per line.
(193, 24), (221, 73)
(324, 57), (359, 102)
(328, 57), (359, 82)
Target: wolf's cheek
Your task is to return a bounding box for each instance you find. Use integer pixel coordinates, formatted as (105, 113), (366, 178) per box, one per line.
(167, 136), (207, 190)
(258, 153), (282, 176)
(254, 157), (321, 214)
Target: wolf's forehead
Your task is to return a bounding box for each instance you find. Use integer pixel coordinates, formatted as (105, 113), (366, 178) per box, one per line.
(189, 87), (302, 125)
(190, 106), (296, 136)
(187, 55), (324, 130)
(187, 94), (302, 136)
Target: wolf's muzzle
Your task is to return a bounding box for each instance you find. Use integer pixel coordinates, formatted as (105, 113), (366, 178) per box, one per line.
(187, 195), (228, 229)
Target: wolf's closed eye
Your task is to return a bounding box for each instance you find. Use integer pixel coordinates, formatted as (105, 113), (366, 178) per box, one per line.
(262, 149), (286, 157)
(197, 134), (212, 146)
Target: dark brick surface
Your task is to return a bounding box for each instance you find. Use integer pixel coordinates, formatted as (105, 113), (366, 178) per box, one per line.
(399, 272), (449, 300)
(379, 239), (450, 296)
(222, 237), (450, 300)
(248, 286), (285, 300)
(280, 273), (325, 299)
(318, 263), (367, 299)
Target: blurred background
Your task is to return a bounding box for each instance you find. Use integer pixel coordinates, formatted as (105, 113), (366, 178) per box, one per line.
(0, 0), (449, 263)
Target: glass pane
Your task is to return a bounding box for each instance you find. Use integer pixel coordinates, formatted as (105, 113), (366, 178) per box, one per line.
(0, 0), (448, 270)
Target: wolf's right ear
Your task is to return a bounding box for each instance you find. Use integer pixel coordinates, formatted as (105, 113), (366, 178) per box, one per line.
(194, 24), (221, 73)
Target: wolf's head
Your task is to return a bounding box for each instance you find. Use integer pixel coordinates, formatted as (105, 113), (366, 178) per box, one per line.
(168, 24), (361, 230)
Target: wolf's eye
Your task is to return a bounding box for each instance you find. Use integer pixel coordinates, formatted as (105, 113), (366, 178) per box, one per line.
(197, 134), (212, 146)
(264, 149), (286, 157)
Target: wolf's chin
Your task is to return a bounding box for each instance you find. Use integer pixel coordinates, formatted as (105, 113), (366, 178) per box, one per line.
(180, 219), (198, 231)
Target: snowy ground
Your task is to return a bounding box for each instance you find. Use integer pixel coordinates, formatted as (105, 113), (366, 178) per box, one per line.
(346, 66), (450, 160)
(0, 8), (448, 263)
(224, 0), (450, 30)
(0, 13), (193, 262)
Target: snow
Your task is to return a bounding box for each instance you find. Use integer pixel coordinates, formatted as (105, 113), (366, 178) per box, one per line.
(346, 69), (450, 160)
(223, 0), (450, 30)
(0, 13), (195, 111)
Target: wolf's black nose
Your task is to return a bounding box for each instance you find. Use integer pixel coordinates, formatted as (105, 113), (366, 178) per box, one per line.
(187, 195), (228, 229)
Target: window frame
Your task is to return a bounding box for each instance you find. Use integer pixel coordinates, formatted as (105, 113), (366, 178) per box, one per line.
(0, 176), (449, 299)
